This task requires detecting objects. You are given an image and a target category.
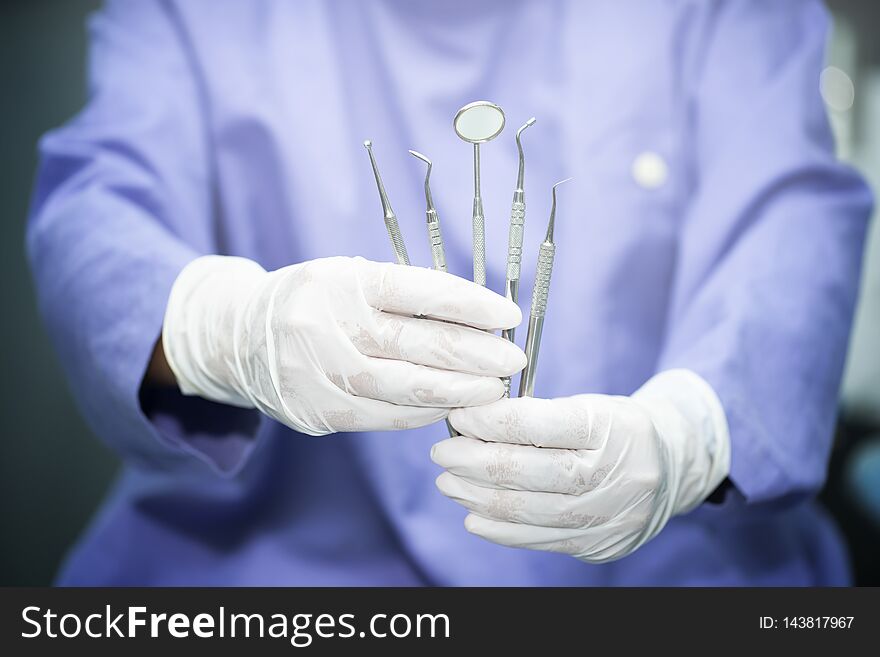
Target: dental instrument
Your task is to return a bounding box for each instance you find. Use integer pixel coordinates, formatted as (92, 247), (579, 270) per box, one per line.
(364, 140), (410, 266)
(409, 149), (458, 437)
(408, 150), (447, 272)
(503, 118), (536, 345)
(501, 118), (536, 397)
(518, 177), (571, 398)
(453, 101), (506, 286)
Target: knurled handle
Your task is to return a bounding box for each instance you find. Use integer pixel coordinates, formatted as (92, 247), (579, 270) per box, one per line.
(531, 242), (555, 318)
(384, 214), (410, 266)
(506, 193), (525, 282)
(427, 217), (447, 272)
(472, 197), (486, 286)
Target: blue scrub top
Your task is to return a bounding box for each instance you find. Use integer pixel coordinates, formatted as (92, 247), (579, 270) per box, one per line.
(28, 0), (871, 585)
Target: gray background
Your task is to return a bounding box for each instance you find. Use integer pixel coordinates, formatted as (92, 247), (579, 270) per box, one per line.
(1, 0), (877, 585)
(1, 0), (111, 586)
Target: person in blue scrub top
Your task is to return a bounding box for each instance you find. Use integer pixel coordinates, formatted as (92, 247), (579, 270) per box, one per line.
(27, 0), (871, 585)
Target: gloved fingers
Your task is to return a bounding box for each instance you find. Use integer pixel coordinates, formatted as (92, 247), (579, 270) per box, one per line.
(331, 357), (505, 408)
(358, 259), (521, 330)
(431, 436), (608, 494)
(315, 395), (448, 433)
(449, 396), (618, 449)
(571, 526), (646, 564)
(345, 310), (525, 377)
(436, 472), (611, 529)
(465, 512), (646, 562)
(462, 513), (592, 555)
(463, 512), (642, 563)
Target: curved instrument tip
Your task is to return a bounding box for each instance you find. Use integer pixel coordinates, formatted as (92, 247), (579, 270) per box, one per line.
(553, 177), (574, 191)
(409, 150), (434, 209)
(517, 117), (537, 139)
(515, 118), (537, 187)
(546, 178), (572, 242)
(408, 150), (431, 166)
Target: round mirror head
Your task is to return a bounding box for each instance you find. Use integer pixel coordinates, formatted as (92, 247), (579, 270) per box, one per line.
(454, 101), (506, 144)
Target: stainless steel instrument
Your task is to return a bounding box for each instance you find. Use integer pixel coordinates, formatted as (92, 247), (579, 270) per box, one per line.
(453, 101), (506, 287)
(503, 117), (536, 345)
(364, 140), (410, 266)
(409, 149), (457, 438)
(502, 118), (536, 397)
(408, 150), (447, 272)
(518, 178), (571, 398)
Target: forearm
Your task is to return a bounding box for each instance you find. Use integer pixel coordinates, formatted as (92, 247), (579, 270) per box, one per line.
(145, 336), (177, 387)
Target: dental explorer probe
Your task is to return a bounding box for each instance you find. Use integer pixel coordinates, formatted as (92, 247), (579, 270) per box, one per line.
(364, 140), (410, 266)
(503, 118), (536, 346)
(518, 178), (572, 398)
(408, 150), (447, 272)
(409, 149), (458, 438)
(501, 118), (536, 397)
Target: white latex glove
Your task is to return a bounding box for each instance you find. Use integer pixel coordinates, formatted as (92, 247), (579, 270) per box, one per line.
(163, 255), (525, 435)
(431, 369), (730, 563)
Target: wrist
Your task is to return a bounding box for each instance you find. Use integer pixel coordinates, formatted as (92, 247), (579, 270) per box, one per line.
(632, 369), (731, 515)
(162, 255), (267, 407)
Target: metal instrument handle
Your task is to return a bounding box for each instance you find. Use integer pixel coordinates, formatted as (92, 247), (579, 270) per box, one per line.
(506, 192), (525, 283)
(472, 197), (486, 286)
(384, 213), (410, 266)
(427, 208), (453, 435)
(501, 276), (520, 396)
(518, 241), (555, 398)
(530, 241), (555, 318)
(518, 315), (544, 398)
(427, 213), (447, 273)
(501, 190), (526, 391)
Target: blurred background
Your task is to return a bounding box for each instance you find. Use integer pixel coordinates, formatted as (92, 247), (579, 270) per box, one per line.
(1, 0), (878, 585)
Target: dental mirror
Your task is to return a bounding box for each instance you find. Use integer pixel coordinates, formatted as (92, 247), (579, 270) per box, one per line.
(454, 101), (506, 286)
(454, 101), (506, 144)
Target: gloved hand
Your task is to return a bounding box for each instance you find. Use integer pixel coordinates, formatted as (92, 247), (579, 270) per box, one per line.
(163, 255), (525, 435)
(431, 369), (730, 563)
